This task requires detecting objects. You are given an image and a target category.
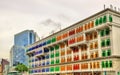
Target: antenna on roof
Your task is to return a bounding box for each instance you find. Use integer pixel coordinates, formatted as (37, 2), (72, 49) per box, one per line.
(118, 8), (120, 12)
(41, 35), (44, 39)
(51, 30), (55, 34)
(110, 4), (113, 10)
(104, 4), (106, 10)
(114, 7), (117, 11)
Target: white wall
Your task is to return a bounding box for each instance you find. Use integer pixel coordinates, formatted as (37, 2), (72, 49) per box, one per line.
(112, 25), (120, 56)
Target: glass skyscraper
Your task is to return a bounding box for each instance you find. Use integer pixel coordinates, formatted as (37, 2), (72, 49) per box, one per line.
(10, 30), (39, 66)
(14, 30), (36, 46)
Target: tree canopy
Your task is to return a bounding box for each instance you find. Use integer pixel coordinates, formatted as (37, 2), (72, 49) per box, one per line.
(15, 63), (28, 73)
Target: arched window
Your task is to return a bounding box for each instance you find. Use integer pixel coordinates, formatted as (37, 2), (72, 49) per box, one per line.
(100, 30), (104, 37)
(88, 23), (91, 29)
(97, 62), (100, 68)
(94, 31), (98, 39)
(90, 21), (94, 28)
(95, 51), (98, 58)
(103, 15), (107, 23)
(90, 43), (93, 50)
(51, 60), (54, 65)
(106, 39), (111, 46)
(102, 61), (105, 68)
(93, 62), (96, 68)
(90, 53), (94, 59)
(95, 19), (99, 26)
(105, 61), (109, 68)
(101, 40), (105, 47)
(99, 17), (103, 24)
(94, 42), (98, 49)
(84, 24), (88, 30)
(90, 62), (93, 69)
(109, 60), (112, 67)
(90, 33), (93, 40)
(102, 50), (106, 57)
(105, 28), (110, 35)
(107, 49), (111, 56)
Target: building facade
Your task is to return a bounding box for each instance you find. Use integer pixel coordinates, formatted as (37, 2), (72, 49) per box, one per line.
(0, 59), (9, 75)
(10, 46), (28, 66)
(26, 9), (120, 75)
(10, 30), (39, 66)
(14, 30), (37, 47)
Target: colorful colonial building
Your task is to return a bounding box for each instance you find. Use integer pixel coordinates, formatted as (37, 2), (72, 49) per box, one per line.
(26, 8), (120, 75)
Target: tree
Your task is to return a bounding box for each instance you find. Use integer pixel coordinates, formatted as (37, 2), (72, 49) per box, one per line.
(15, 63), (28, 73)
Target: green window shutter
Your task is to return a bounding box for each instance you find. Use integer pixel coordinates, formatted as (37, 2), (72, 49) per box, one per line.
(55, 66), (60, 71)
(103, 15), (107, 23)
(102, 61), (105, 68)
(56, 59), (57, 64)
(101, 40), (105, 47)
(105, 61), (108, 68)
(55, 52), (57, 57)
(51, 60), (54, 64)
(52, 53), (54, 58)
(102, 50), (106, 57)
(100, 30), (104, 37)
(52, 37), (56, 43)
(54, 37), (56, 42)
(95, 19), (99, 26)
(106, 39), (110, 46)
(47, 39), (51, 44)
(99, 17), (103, 24)
(52, 38), (54, 42)
(51, 53), (54, 58)
(109, 15), (113, 22)
(50, 67), (54, 72)
(55, 45), (59, 50)
(50, 47), (54, 51)
(57, 59), (60, 63)
(56, 59), (60, 64)
(109, 60), (112, 67)
(105, 28), (110, 35)
(55, 52), (59, 57)
(107, 49), (111, 56)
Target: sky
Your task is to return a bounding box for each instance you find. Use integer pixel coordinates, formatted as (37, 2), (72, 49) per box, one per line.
(0, 0), (120, 60)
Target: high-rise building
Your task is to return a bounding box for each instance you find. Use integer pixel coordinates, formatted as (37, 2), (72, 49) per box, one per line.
(0, 59), (9, 75)
(26, 9), (120, 75)
(10, 30), (39, 66)
(14, 30), (37, 47)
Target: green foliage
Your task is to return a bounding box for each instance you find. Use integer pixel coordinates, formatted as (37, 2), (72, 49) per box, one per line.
(15, 63), (28, 73)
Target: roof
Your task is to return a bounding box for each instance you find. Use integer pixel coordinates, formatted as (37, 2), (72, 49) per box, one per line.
(27, 8), (120, 48)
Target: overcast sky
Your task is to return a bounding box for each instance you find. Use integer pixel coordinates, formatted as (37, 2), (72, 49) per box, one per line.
(0, 0), (120, 60)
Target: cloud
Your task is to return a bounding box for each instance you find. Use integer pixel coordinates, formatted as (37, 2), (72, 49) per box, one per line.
(0, 0), (120, 59)
(40, 19), (61, 27)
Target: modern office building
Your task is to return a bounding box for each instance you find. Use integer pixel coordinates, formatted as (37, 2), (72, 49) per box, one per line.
(10, 46), (28, 66)
(10, 30), (39, 66)
(14, 30), (37, 47)
(26, 8), (120, 75)
(0, 59), (9, 75)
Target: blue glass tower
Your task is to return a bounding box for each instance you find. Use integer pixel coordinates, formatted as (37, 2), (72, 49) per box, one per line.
(10, 30), (39, 66)
(14, 30), (35, 46)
